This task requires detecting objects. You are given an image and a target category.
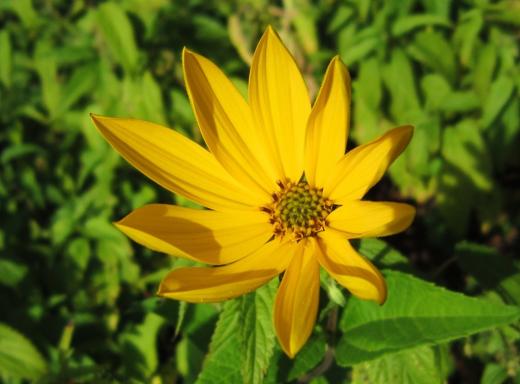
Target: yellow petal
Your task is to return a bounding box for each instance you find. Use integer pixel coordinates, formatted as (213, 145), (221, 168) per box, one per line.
(91, 114), (265, 211)
(305, 56), (351, 188)
(324, 125), (413, 203)
(317, 231), (387, 303)
(115, 204), (272, 265)
(249, 26), (310, 182)
(327, 201), (415, 238)
(157, 239), (294, 303)
(274, 238), (320, 358)
(183, 49), (278, 195)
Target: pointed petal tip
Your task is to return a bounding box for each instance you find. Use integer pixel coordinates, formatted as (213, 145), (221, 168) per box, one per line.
(89, 113), (104, 123)
(182, 47), (197, 60)
(262, 24), (280, 44)
(400, 124), (415, 139)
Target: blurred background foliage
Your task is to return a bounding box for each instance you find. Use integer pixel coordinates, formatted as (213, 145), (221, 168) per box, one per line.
(0, 0), (519, 383)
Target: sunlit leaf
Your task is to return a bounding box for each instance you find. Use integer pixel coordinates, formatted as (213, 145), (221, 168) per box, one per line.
(336, 271), (520, 366)
(0, 322), (47, 380)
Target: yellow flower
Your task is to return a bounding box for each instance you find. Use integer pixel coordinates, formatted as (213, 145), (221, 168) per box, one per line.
(91, 27), (415, 357)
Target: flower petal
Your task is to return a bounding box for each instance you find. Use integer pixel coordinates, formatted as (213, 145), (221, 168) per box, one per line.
(91, 115), (264, 211)
(305, 56), (351, 188)
(249, 26), (311, 182)
(115, 204), (272, 265)
(327, 201), (415, 238)
(317, 231), (387, 303)
(274, 238), (320, 358)
(157, 239), (295, 303)
(324, 125), (413, 203)
(183, 49), (278, 195)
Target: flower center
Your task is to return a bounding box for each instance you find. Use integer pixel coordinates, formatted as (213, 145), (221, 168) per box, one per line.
(263, 181), (333, 241)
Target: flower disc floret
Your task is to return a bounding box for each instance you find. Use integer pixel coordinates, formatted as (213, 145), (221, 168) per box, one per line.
(265, 181), (333, 241)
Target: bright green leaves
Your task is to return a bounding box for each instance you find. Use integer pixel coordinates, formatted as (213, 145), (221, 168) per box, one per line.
(197, 280), (278, 384)
(0, 30), (12, 88)
(336, 271), (520, 366)
(97, 2), (139, 75)
(0, 322), (47, 381)
(352, 344), (452, 384)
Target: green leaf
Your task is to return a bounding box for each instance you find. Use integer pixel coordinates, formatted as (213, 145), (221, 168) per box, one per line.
(481, 76), (515, 130)
(288, 332), (327, 381)
(441, 120), (492, 191)
(382, 49), (420, 121)
(0, 143), (44, 163)
(97, 2), (139, 74)
(391, 14), (450, 36)
(9, 0), (39, 28)
(473, 44), (497, 100)
(0, 322), (47, 380)
(336, 271), (520, 366)
(421, 74), (451, 111)
(352, 344), (451, 384)
(137, 72), (166, 124)
(481, 363), (508, 384)
(240, 279), (278, 384)
(120, 313), (165, 379)
(197, 281), (278, 384)
(0, 30), (12, 88)
(355, 238), (411, 271)
(0, 259), (28, 288)
(195, 300), (242, 384)
(456, 241), (520, 305)
(407, 30), (456, 83)
(34, 40), (60, 118)
(352, 57), (382, 143)
(341, 37), (380, 66)
(57, 65), (98, 117)
(439, 91), (480, 113)
(453, 9), (483, 66)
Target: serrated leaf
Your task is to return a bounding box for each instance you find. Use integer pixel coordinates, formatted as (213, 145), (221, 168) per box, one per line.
(240, 279), (278, 384)
(197, 281), (278, 384)
(196, 300), (242, 384)
(0, 322), (47, 380)
(336, 271), (520, 366)
(352, 344), (451, 384)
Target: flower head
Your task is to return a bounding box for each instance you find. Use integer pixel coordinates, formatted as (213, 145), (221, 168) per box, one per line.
(91, 26), (415, 357)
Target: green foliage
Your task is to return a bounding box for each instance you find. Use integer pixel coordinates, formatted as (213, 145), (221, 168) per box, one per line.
(0, 0), (518, 383)
(336, 271), (520, 366)
(0, 322), (47, 380)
